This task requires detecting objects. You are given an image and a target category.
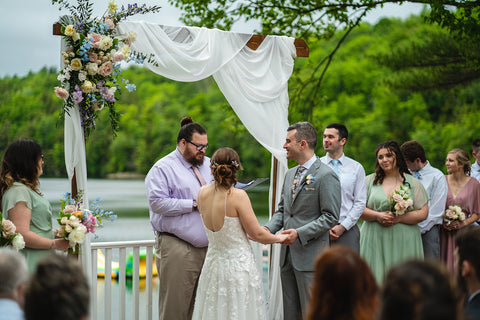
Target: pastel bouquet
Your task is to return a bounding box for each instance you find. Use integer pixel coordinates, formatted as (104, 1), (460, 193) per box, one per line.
(0, 215), (25, 251)
(56, 192), (117, 254)
(443, 205), (466, 225)
(52, 0), (161, 136)
(390, 185), (414, 216)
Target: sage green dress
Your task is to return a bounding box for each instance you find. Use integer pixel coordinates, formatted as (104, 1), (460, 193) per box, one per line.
(2, 182), (54, 273)
(360, 174), (428, 283)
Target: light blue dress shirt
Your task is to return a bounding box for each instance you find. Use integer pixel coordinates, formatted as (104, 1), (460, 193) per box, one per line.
(471, 161), (480, 183)
(320, 154), (366, 230)
(0, 299), (24, 320)
(411, 161), (447, 233)
(145, 148), (213, 247)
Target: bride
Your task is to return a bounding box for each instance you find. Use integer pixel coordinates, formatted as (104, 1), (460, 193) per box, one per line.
(192, 147), (287, 320)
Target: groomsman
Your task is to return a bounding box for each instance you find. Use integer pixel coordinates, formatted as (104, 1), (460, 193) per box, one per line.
(471, 139), (480, 182)
(320, 123), (366, 253)
(401, 140), (448, 259)
(265, 122), (341, 320)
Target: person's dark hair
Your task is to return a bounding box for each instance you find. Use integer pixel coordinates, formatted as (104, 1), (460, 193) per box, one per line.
(326, 123), (349, 141)
(176, 116), (207, 144)
(400, 140), (427, 163)
(373, 140), (410, 185)
(211, 147), (243, 188)
(25, 253), (89, 320)
(448, 148), (471, 176)
(287, 122), (317, 150)
(379, 260), (459, 320)
(0, 139), (43, 198)
(456, 225), (480, 281)
(472, 139), (480, 154)
(306, 245), (379, 320)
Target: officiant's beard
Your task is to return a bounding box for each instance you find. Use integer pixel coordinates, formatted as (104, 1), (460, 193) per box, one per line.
(184, 148), (205, 167)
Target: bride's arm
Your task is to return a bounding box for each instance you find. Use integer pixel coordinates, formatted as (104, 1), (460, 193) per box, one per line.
(235, 190), (286, 244)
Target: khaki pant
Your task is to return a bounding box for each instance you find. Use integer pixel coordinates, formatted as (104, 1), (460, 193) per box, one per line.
(155, 232), (207, 320)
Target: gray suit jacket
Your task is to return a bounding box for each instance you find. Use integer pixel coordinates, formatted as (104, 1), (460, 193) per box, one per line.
(266, 158), (341, 271)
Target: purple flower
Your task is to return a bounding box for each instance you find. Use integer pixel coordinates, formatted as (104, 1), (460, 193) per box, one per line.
(72, 85), (84, 104)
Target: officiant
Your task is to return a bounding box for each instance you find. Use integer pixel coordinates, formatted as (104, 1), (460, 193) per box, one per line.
(145, 116), (213, 320)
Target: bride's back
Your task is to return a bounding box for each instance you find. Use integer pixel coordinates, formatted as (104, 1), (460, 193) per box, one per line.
(198, 185), (241, 232)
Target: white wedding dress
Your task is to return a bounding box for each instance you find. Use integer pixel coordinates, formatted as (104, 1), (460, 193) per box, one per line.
(192, 194), (266, 320)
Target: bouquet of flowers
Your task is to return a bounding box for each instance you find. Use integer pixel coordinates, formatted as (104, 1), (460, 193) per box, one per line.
(390, 185), (414, 216)
(56, 192), (117, 254)
(0, 215), (25, 251)
(52, 0), (161, 136)
(443, 205), (466, 225)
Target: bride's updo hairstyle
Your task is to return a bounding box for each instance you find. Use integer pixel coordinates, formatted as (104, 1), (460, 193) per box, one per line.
(211, 147), (243, 188)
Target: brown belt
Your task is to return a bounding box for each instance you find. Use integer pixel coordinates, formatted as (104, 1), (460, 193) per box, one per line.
(156, 231), (179, 239)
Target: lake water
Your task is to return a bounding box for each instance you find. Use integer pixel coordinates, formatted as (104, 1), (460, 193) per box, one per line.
(39, 178), (270, 319)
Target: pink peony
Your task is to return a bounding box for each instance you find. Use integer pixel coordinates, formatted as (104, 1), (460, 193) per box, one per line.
(63, 204), (77, 214)
(98, 61), (113, 77)
(54, 87), (69, 99)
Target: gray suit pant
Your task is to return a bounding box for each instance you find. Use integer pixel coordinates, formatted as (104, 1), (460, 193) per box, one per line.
(281, 247), (314, 320)
(421, 225), (440, 260)
(330, 224), (360, 253)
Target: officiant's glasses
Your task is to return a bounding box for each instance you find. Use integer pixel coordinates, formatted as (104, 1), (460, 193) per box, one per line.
(186, 140), (209, 151)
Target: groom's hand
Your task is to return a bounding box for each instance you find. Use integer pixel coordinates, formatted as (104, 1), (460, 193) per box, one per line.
(280, 229), (298, 245)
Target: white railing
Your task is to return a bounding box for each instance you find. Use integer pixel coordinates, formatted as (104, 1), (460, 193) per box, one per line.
(88, 240), (266, 320)
(89, 240), (156, 320)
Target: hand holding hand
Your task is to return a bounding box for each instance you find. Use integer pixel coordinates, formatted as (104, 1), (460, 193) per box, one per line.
(276, 233), (289, 243)
(378, 211), (395, 227)
(329, 224), (346, 241)
(280, 229), (298, 245)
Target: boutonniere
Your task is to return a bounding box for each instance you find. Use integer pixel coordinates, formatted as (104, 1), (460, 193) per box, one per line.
(305, 174), (316, 185)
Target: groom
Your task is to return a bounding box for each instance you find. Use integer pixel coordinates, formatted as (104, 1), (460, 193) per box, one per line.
(265, 122), (341, 320)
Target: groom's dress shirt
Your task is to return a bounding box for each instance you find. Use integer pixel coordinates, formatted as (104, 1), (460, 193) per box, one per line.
(472, 162), (480, 183)
(412, 161), (447, 234)
(145, 148), (212, 247)
(320, 154), (366, 231)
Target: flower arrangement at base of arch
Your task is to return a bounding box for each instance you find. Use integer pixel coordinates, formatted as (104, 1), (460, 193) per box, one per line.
(52, 0), (160, 136)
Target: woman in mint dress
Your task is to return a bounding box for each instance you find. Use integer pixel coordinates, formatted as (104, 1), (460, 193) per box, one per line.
(360, 140), (429, 283)
(0, 140), (69, 272)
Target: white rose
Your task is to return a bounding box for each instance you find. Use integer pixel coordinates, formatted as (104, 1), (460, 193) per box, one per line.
(99, 36), (113, 50)
(68, 225), (87, 246)
(61, 217), (68, 225)
(11, 234), (25, 251)
(86, 62), (98, 75)
(65, 225), (73, 233)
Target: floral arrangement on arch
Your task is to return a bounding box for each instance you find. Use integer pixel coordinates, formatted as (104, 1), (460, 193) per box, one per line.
(0, 214), (25, 251)
(56, 191), (117, 254)
(52, 0), (160, 136)
(390, 185), (413, 216)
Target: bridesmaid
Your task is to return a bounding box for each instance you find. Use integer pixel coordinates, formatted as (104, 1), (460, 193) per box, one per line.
(440, 148), (480, 272)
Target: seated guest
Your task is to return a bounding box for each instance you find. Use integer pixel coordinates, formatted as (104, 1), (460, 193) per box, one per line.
(379, 260), (460, 320)
(24, 254), (89, 320)
(306, 245), (379, 320)
(0, 248), (28, 320)
(456, 225), (480, 320)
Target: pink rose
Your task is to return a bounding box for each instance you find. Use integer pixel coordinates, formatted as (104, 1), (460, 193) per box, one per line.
(54, 87), (69, 99)
(88, 33), (102, 48)
(105, 18), (115, 29)
(98, 61), (113, 77)
(2, 219), (16, 237)
(63, 204), (77, 214)
(89, 52), (98, 63)
(392, 194), (403, 202)
(113, 51), (125, 62)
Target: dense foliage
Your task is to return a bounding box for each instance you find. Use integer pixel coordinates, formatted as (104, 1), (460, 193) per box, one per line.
(0, 15), (479, 180)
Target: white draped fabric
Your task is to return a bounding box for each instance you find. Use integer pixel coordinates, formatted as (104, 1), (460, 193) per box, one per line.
(65, 22), (297, 319)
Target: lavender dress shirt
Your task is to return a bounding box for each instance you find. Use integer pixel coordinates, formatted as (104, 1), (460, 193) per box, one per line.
(145, 149), (213, 247)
